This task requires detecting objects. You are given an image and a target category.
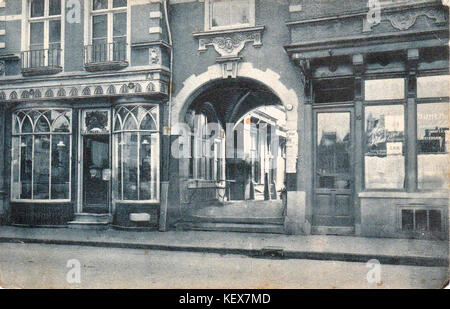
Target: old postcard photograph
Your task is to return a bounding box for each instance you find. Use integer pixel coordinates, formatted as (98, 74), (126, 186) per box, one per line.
(0, 0), (448, 291)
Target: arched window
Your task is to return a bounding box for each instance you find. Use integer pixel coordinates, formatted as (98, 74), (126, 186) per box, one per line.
(11, 109), (72, 201)
(113, 105), (159, 201)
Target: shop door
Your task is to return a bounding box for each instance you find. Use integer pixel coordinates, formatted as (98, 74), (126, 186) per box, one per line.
(80, 109), (111, 214)
(313, 110), (354, 227)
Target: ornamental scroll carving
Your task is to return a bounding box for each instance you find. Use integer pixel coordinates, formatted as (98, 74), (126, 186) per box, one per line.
(364, 8), (447, 32)
(195, 27), (264, 58)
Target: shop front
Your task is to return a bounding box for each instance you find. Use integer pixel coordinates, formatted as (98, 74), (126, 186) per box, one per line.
(5, 96), (163, 230)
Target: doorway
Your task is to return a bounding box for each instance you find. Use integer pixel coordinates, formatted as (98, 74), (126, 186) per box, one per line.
(79, 109), (111, 214)
(313, 110), (354, 231)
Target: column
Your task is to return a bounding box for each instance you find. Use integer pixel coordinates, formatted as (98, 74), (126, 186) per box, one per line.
(353, 54), (365, 235)
(405, 49), (419, 192)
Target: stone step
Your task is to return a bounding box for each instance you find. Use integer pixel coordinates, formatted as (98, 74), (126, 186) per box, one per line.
(67, 221), (110, 230)
(187, 215), (284, 225)
(179, 222), (285, 234)
(73, 213), (112, 223)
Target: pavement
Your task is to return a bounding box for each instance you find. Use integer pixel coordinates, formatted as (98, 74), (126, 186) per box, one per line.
(0, 226), (448, 267)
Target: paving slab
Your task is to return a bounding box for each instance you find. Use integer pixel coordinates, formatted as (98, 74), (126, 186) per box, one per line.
(0, 226), (448, 267)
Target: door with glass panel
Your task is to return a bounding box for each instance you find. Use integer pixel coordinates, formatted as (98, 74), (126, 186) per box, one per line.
(313, 110), (354, 227)
(80, 109), (111, 214)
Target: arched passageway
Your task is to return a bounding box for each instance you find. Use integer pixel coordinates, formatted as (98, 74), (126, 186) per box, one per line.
(178, 78), (288, 232)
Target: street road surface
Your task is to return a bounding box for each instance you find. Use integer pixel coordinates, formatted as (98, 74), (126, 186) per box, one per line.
(0, 243), (447, 289)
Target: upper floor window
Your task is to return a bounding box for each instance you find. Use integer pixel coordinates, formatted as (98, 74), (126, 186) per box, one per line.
(23, 0), (62, 71)
(205, 0), (255, 31)
(85, 0), (128, 65)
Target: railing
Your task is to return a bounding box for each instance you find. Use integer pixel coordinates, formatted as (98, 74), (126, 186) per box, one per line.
(21, 48), (62, 70)
(84, 42), (128, 65)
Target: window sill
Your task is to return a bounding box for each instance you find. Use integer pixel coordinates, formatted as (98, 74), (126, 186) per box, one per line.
(359, 191), (449, 199)
(84, 60), (129, 72)
(22, 66), (63, 77)
(114, 200), (160, 205)
(193, 25), (264, 38)
(11, 199), (71, 203)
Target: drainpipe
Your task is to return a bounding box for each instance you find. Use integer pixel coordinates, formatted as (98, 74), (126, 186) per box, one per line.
(159, 0), (173, 231)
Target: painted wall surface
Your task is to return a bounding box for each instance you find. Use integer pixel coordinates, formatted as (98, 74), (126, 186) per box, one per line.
(360, 197), (449, 238)
(1, 0), (171, 75)
(169, 0), (302, 98)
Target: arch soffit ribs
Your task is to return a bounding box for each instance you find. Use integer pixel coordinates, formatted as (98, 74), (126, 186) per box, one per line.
(172, 62), (299, 128)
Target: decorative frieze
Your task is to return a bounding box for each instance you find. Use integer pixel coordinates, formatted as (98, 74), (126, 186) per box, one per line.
(0, 80), (169, 102)
(363, 7), (447, 32)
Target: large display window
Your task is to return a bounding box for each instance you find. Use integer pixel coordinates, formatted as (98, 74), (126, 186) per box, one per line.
(113, 104), (160, 202)
(11, 108), (72, 201)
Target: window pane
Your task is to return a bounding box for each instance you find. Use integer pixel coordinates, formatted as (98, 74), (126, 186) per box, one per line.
(401, 209), (414, 231)
(51, 135), (70, 199)
(113, 12), (127, 37)
(93, 0), (108, 10)
(417, 75), (450, 98)
(122, 132), (138, 200)
(230, 0), (249, 25)
(93, 14), (107, 39)
(20, 136), (33, 199)
(11, 137), (21, 200)
(52, 115), (70, 132)
(113, 0), (127, 8)
(140, 113), (156, 130)
(30, 22), (44, 48)
(49, 20), (61, 44)
(316, 113), (351, 189)
(211, 0), (230, 27)
(365, 79), (405, 101)
(31, 0), (45, 17)
(115, 134), (123, 200)
(49, 0), (61, 15)
(139, 134), (158, 200)
(365, 105), (405, 189)
(429, 210), (442, 232)
(417, 103), (449, 190)
(33, 135), (50, 199)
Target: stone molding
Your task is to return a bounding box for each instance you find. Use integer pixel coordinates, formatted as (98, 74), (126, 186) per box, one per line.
(0, 80), (169, 102)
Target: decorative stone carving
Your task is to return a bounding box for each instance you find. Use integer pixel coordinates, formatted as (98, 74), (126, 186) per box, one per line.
(389, 9), (446, 30)
(364, 8), (447, 32)
(0, 61), (5, 76)
(150, 48), (160, 64)
(194, 26), (264, 58)
(45, 89), (54, 98)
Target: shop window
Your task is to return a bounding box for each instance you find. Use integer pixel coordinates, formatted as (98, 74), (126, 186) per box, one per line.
(205, 0), (255, 31)
(11, 109), (72, 201)
(365, 78), (405, 101)
(417, 102), (449, 190)
(113, 105), (159, 201)
(401, 209), (442, 232)
(364, 105), (405, 189)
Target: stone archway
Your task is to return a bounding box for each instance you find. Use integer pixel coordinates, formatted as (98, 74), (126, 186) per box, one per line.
(172, 62), (299, 175)
(170, 62), (304, 234)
